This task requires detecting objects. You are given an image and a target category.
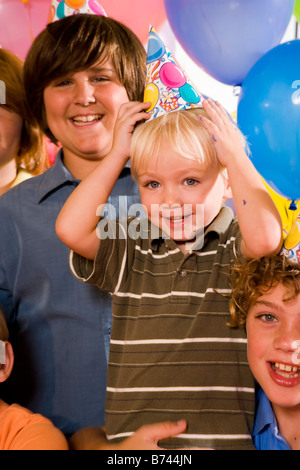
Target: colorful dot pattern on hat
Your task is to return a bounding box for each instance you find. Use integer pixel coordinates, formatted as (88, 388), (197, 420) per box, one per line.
(49, 0), (106, 22)
(144, 26), (203, 121)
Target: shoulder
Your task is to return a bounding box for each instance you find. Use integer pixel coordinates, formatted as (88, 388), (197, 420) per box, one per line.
(11, 169), (33, 187)
(0, 162), (65, 212)
(0, 172), (44, 205)
(0, 403), (68, 450)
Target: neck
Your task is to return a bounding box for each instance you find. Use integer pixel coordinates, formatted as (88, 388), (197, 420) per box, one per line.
(62, 148), (105, 180)
(272, 403), (300, 450)
(0, 159), (17, 196)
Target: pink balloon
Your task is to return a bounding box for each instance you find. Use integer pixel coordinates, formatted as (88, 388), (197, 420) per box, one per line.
(88, 0), (106, 15)
(0, 0), (51, 60)
(159, 62), (187, 89)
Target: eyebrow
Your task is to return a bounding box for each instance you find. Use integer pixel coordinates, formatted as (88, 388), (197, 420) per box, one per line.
(252, 300), (281, 312)
(89, 66), (115, 74)
(138, 167), (205, 178)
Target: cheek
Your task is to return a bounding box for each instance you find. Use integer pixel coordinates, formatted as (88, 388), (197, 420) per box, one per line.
(0, 114), (23, 146)
(43, 90), (65, 122)
(247, 328), (268, 373)
(102, 86), (128, 114)
(139, 194), (160, 224)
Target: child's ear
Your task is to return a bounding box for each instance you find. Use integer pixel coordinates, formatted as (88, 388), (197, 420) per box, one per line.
(222, 179), (233, 200)
(0, 342), (14, 383)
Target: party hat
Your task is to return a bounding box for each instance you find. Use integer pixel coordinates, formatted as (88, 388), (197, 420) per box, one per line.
(144, 26), (204, 121)
(49, 0), (107, 23)
(281, 212), (300, 263)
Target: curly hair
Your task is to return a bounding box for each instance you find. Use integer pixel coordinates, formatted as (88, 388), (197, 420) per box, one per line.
(229, 255), (300, 327)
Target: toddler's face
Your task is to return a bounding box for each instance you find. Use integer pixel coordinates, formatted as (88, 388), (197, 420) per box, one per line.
(137, 142), (230, 252)
(247, 282), (300, 412)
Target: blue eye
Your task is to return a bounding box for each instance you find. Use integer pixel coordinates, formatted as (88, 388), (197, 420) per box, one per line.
(146, 181), (160, 189)
(184, 178), (198, 186)
(258, 313), (277, 323)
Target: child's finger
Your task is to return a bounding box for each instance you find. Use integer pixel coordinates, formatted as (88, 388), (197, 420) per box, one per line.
(199, 113), (218, 137)
(202, 99), (225, 128)
(117, 101), (151, 120)
(139, 420), (187, 443)
(204, 99), (232, 127)
(214, 100), (230, 119)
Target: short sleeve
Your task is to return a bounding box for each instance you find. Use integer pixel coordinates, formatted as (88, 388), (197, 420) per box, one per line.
(69, 218), (129, 293)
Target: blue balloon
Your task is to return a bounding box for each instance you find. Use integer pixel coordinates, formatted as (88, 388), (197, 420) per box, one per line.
(179, 83), (200, 104)
(147, 30), (166, 63)
(164, 0), (295, 86)
(237, 40), (300, 201)
(56, 1), (66, 19)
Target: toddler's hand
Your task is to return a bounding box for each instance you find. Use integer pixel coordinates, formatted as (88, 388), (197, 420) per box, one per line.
(111, 101), (150, 162)
(200, 99), (247, 168)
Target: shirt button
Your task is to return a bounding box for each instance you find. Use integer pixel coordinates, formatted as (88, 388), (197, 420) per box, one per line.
(178, 269), (187, 277)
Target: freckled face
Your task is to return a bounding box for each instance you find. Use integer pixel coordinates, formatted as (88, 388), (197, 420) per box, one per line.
(246, 283), (300, 411)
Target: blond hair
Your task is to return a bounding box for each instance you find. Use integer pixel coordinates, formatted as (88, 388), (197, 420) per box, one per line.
(130, 108), (224, 180)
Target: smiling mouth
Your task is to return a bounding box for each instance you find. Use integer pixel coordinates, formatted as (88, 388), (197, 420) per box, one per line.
(271, 362), (300, 378)
(71, 114), (103, 126)
(163, 213), (192, 221)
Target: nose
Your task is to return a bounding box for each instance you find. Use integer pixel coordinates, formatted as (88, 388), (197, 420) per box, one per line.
(273, 322), (300, 354)
(161, 186), (181, 209)
(73, 81), (96, 106)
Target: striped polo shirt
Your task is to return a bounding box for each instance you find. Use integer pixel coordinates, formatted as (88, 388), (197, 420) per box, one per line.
(71, 207), (255, 450)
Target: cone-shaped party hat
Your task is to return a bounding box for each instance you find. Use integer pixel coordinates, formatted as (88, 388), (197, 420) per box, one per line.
(49, 0), (107, 23)
(144, 26), (204, 121)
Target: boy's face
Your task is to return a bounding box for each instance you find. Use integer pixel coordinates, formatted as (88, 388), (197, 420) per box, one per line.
(246, 282), (300, 411)
(137, 142), (230, 250)
(43, 59), (129, 163)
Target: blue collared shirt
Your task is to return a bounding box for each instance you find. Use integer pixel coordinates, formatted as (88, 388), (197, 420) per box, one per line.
(0, 151), (141, 436)
(253, 388), (290, 450)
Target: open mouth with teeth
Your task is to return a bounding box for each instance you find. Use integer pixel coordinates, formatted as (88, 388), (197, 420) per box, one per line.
(271, 362), (300, 379)
(162, 214), (193, 230)
(71, 114), (103, 126)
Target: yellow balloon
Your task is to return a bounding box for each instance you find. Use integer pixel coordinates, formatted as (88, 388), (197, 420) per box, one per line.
(65, 0), (86, 9)
(144, 83), (159, 112)
(263, 179), (300, 240)
(284, 215), (300, 250)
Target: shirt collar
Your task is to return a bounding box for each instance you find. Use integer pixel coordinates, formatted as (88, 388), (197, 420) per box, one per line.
(35, 149), (80, 203)
(253, 388), (277, 436)
(253, 388), (291, 450)
(149, 206), (234, 252)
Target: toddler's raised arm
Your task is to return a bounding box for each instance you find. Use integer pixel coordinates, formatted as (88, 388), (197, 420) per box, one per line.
(201, 99), (282, 258)
(56, 101), (150, 260)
